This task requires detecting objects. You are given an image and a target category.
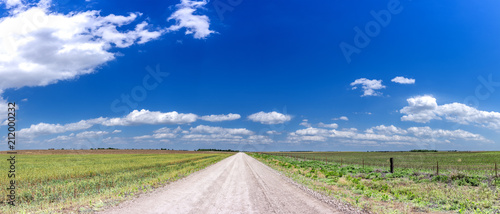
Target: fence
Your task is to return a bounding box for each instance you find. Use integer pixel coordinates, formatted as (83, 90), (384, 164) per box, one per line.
(261, 152), (499, 177)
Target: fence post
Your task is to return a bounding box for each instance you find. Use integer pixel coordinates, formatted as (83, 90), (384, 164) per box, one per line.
(436, 161), (439, 175)
(362, 159), (364, 169)
(390, 158), (394, 173)
(495, 163), (498, 177)
(341, 158), (343, 167)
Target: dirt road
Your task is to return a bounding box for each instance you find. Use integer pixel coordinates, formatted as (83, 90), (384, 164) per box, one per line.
(101, 152), (344, 214)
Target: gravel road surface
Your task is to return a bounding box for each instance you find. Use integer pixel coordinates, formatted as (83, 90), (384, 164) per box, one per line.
(101, 152), (345, 214)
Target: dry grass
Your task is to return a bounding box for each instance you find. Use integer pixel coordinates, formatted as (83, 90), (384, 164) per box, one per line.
(0, 149), (215, 155)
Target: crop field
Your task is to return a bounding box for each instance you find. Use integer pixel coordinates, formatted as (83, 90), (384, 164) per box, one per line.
(250, 152), (500, 213)
(0, 150), (233, 213)
(265, 151), (500, 175)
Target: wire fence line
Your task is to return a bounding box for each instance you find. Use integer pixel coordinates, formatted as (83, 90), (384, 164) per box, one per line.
(261, 152), (499, 177)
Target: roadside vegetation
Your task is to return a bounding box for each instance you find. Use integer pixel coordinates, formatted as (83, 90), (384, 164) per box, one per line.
(249, 152), (500, 213)
(0, 150), (233, 213)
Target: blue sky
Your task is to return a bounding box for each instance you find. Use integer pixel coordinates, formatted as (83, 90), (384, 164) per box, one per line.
(1, 0), (500, 151)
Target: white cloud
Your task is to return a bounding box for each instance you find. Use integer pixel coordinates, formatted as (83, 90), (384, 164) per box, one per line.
(0, 0), (214, 121)
(400, 95), (439, 123)
(112, 130), (122, 134)
(406, 126), (487, 141)
(332, 116), (348, 121)
(295, 127), (329, 136)
(18, 109), (245, 139)
(391, 76), (415, 84)
(130, 125), (272, 144)
(46, 130), (110, 143)
(365, 125), (407, 135)
(19, 117), (106, 138)
(400, 95), (500, 130)
(287, 124), (490, 144)
(75, 130), (109, 139)
(350, 78), (386, 97)
(180, 125), (270, 144)
(299, 119), (311, 127)
(0, 92), (7, 124)
(0, 3), (163, 91)
(266, 130), (281, 135)
(134, 126), (183, 140)
(189, 125), (253, 135)
(167, 0), (215, 39)
(0, 0), (22, 10)
(318, 122), (338, 129)
(248, 111), (292, 124)
(103, 109), (197, 126)
(200, 113), (241, 122)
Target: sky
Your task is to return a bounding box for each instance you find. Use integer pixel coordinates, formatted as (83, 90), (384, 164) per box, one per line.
(1, 0), (500, 152)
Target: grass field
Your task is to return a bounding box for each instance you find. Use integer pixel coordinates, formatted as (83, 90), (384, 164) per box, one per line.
(250, 152), (500, 213)
(0, 150), (233, 213)
(265, 151), (500, 174)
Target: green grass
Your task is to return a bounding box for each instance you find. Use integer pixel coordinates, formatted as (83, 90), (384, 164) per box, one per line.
(266, 151), (500, 174)
(250, 152), (500, 213)
(0, 152), (233, 213)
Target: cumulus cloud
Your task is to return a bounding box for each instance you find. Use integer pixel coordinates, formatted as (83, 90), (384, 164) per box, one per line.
(299, 119), (311, 127)
(391, 76), (415, 84)
(189, 125), (253, 135)
(248, 111), (292, 125)
(406, 126), (486, 140)
(332, 116), (348, 121)
(1, 0), (22, 10)
(167, 0), (215, 39)
(0, 2), (163, 91)
(18, 109), (245, 139)
(19, 117), (107, 138)
(0, 93), (8, 124)
(0, 0), (214, 122)
(132, 125), (265, 144)
(287, 124), (490, 144)
(179, 125), (270, 144)
(103, 109), (197, 126)
(318, 122), (338, 129)
(45, 130), (118, 143)
(266, 130), (281, 135)
(200, 113), (241, 122)
(365, 125), (407, 135)
(133, 126), (183, 140)
(400, 95), (500, 130)
(350, 78), (386, 97)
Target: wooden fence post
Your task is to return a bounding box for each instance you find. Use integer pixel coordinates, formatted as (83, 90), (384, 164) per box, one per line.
(436, 161), (439, 175)
(362, 159), (364, 169)
(495, 163), (498, 177)
(341, 158), (343, 167)
(390, 158), (394, 173)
